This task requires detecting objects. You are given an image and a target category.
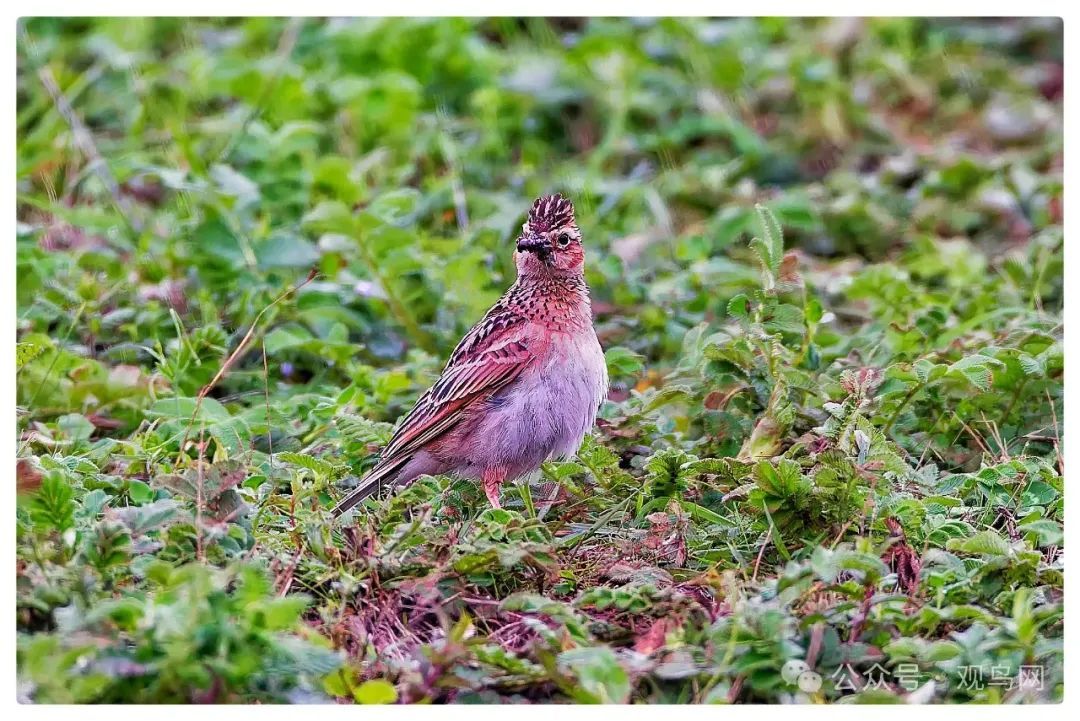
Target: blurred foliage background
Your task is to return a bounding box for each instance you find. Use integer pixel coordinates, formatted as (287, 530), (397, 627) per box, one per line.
(16, 17), (1062, 704)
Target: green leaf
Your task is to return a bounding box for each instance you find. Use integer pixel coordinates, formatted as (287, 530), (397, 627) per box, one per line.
(1018, 352), (1044, 377)
(682, 501), (726, 525)
(263, 595), (311, 630)
(947, 355), (1004, 392)
(323, 670), (352, 698)
(146, 397), (232, 424)
(753, 203), (784, 276)
(367, 188), (421, 226)
(557, 647), (630, 703)
(111, 499), (180, 536)
(352, 679), (398, 704)
(276, 636), (343, 676)
(1017, 518), (1062, 547)
(256, 232), (320, 269)
(302, 201), (356, 236)
(1021, 480), (1058, 507)
(924, 640), (961, 662)
(727, 293), (750, 318)
(16, 340), (49, 369)
(946, 530), (1011, 557)
(56, 414), (94, 442)
(604, 346), (645, 378)
(31, 471), (75, 534)
(264, 325), (315, 354)
(836, 550), (889, 580)
(276, 452), (340, 479)
(127, 479), (154, 504)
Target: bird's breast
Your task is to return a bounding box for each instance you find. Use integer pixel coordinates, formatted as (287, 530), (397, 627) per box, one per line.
(517, 328), (607, 454)
(462, 327), (607, 477)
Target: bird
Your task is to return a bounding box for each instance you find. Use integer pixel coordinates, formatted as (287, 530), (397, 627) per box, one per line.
(331, 194), (608, 517)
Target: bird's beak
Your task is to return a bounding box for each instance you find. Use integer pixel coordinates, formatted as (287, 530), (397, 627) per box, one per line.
(516, 235), (550, 258)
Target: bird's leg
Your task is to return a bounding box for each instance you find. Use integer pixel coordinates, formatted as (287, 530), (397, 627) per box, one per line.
(482, 467), (505, 509)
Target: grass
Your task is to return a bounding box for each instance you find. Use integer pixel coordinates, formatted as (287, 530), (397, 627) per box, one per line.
(15, 17), (1063, 703)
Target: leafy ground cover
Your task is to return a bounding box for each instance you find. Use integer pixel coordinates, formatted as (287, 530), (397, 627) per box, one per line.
(15, 17), (1063, 703)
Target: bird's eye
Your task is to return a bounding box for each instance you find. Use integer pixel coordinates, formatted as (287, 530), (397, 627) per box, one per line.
(556, 232), (572, 247)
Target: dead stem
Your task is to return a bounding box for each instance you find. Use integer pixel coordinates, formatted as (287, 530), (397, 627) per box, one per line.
(179, 268), (318, 454)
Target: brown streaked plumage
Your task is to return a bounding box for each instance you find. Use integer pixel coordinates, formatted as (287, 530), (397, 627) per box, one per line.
(331, 193), (607, 517)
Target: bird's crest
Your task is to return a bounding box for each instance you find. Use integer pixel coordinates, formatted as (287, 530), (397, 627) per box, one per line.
(526, 193), (576, 233)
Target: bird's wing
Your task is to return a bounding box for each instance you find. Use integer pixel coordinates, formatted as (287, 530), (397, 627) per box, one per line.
(442, 295), (524, 368)
(380, 334), (534, 461)
(331, 311), (532, 518)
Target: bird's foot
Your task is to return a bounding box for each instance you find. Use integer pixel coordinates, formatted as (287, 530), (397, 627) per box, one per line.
(482, 468), (504, 509)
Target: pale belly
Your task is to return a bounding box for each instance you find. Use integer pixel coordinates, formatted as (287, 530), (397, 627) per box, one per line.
(453, 331), (607, 480)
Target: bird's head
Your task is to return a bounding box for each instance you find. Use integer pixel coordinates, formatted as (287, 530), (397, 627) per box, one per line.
(515, 193), (584, 278)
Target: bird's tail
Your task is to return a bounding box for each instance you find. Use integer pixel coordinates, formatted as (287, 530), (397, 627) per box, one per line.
(330, 457), (407, 518)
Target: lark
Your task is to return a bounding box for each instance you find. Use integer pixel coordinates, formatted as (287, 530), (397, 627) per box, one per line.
(332, 194), (607, 516)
